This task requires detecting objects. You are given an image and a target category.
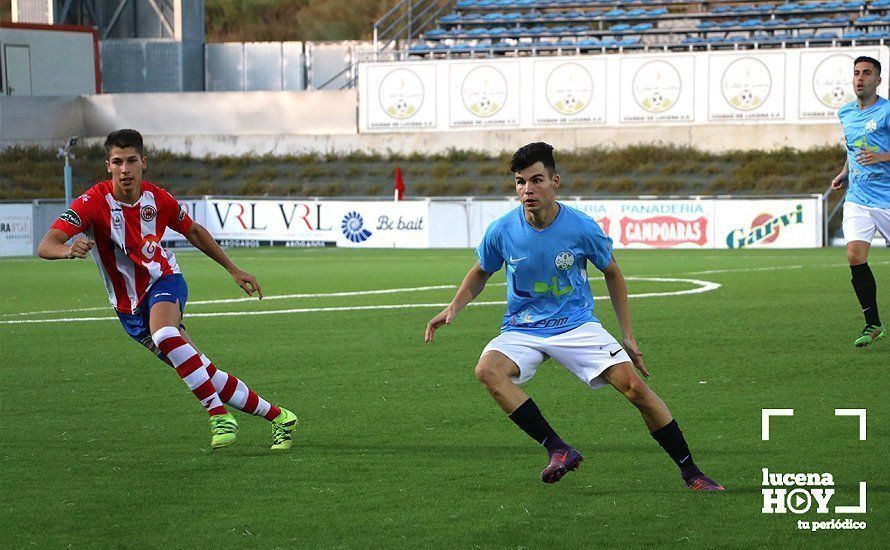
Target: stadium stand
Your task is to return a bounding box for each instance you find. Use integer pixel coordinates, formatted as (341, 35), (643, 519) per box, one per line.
(408, 0), (889, 56)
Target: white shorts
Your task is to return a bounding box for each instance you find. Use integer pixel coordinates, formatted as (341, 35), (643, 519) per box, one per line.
(480, 322), (632, 390)
(843, 201), (890, 244)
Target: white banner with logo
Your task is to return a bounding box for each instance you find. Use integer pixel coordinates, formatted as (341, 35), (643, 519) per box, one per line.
(448, 60), (521, 128)
(358, 47), (888, 132)
(328, 201), (429, 248)
(619, 56), (695, 124)
(200, 199), (339, 245)
(799, 49), (884, 120)
(532, 58), (607, 126)
(364, 63), (437, 131)
(709, 52), (787, 121)
(715, 198), (822, 249)
(0, 203), (34, 256)
(574, 199), (714, 249)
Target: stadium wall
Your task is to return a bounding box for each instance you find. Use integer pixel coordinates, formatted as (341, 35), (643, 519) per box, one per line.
(1, 46), (887, 155)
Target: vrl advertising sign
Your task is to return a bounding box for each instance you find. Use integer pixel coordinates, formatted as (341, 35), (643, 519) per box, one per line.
(202, 199), (338, 244)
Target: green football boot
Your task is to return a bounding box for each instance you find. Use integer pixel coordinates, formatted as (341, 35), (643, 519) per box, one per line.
(209, 412), (238, 449)
(853, 324), (886, 348)
(271, 408), (299, 450)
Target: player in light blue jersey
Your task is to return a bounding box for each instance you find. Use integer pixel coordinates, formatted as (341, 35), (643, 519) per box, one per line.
(425, 143), (722, 491)
(831, 56), (889, 347)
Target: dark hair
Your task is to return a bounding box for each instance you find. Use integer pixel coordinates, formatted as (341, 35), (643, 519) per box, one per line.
(104, 129), (144, 158)
(510, 142), (556, 174)
(854, 56), (881, 75)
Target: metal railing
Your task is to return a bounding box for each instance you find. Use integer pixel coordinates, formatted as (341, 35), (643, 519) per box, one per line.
(373, 0), (455, 59)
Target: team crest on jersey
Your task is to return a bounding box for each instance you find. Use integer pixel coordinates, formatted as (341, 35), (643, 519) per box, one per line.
(112, 212), (123, 229)
(141, 205), (157, 222)
(555, 251), (575, 270)
(865, 120), (877, 133)
(59, 208), (82, 227)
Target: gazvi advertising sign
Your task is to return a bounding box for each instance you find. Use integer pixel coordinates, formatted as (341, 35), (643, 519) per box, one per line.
(714, 199), (823, 249)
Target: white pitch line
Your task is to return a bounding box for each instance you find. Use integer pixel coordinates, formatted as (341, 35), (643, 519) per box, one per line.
(681, 265), (804, 276)
(0, 277), (719, 325)
(0, 284), (458, 317)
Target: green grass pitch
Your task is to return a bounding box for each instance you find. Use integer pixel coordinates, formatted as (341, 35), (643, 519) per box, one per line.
(1, 247), (887, 547)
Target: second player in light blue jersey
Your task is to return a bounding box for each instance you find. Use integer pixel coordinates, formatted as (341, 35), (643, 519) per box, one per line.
(425, 142), (722, 491)
(831, 55), (889, 347)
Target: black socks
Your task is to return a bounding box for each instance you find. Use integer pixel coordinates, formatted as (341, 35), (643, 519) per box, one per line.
(651, 420), (700, 480)
(851, 263), (881, 326)
(509, 398), (567, 454)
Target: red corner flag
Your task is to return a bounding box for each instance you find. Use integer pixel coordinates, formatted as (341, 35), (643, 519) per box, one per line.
(394, 166), (406, 201)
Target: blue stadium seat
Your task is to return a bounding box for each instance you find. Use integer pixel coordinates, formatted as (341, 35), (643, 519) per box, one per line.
(776, 3), (801, 13)
(604, 9), (626, 18)
(842, 30), (865, 38)
(740, 18), (763, 27)
(648, 8), (668, 16)
(611, 23), (632, 31)
(855, 15), (879, 23)
(425, 28), (447, 38)
(632, 22), (654, 31)
(570, 24), (590, 33)
(618, 36), (642, 46)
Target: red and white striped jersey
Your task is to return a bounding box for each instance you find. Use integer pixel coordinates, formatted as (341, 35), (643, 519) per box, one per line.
(51, 180), (194, 314)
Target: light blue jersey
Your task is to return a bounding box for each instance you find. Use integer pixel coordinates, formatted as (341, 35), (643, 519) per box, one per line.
(839, 96), (890, 208)
(476, 203), (613, 337)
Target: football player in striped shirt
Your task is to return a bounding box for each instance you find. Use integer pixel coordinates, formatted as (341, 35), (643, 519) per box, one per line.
(38, 129), (298, 450)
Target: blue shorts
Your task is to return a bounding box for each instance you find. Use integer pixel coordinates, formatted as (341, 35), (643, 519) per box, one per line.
(117, 274), (189, 344)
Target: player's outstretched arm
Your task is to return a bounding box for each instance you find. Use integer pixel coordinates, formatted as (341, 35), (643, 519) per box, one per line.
(425, 262), (491, 343)
(830, 159), (849, 190)
(37, 228), (93, 260)
(602, 257), (649, 377)
(184, 222), (263, 299)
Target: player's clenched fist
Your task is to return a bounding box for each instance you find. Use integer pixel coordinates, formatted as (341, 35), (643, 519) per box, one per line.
(67, 237), (94, 259)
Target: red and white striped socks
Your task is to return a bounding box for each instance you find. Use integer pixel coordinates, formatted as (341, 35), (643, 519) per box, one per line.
(152, 326), (228, 416)
(202, 355), (281, 421)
